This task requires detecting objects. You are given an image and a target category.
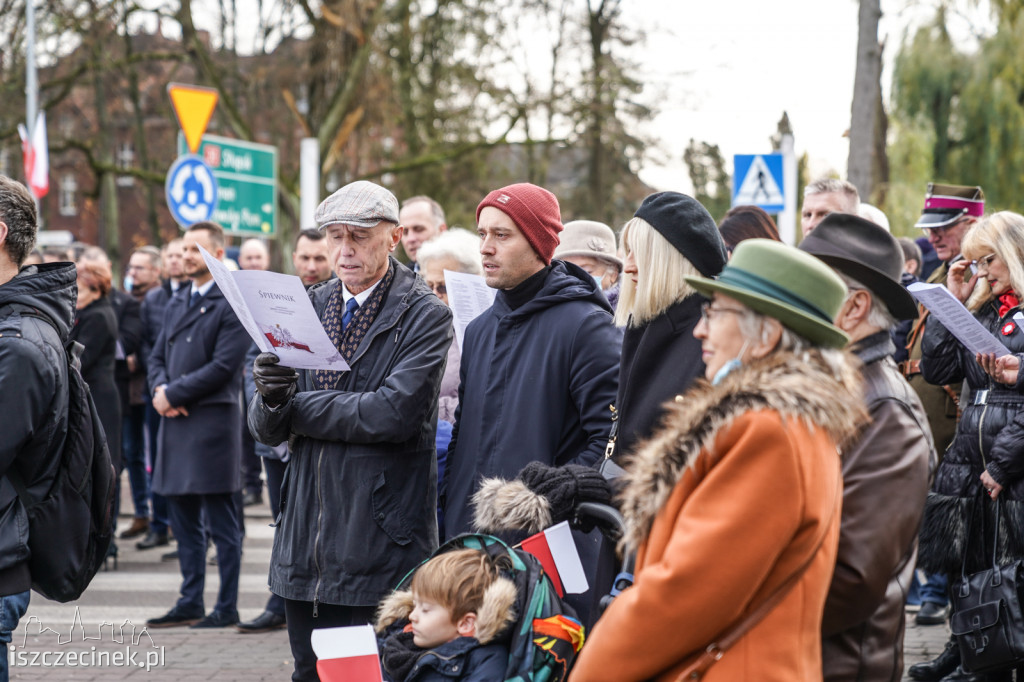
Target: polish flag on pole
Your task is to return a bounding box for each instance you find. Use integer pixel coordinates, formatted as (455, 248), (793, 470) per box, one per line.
(520, 520), (590, 598)
(18, 111), (49, 199)
(311, 624), (383, 682)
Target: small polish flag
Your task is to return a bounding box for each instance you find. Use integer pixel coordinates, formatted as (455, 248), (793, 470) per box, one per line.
(521, 520), (589, 598)
(311, 624), (383, 682)
(17, 111), (49, 199)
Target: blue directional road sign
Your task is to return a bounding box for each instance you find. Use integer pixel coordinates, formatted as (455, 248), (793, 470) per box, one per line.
(732, 154), (785, 213)
(166, 155), (219, 228)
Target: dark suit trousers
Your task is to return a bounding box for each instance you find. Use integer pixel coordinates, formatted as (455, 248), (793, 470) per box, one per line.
(166, 493), (241, 615)
(284, 599), (375, 682)
(263, 458), (287, 618)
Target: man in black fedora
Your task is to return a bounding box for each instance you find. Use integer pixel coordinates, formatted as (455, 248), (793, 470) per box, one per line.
(800, 213), (936, 682)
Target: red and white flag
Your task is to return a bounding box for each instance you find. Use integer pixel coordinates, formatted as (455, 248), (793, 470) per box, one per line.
(521, 520), (589, 598)
(311, 624), (383, 682)
(18, 111), (49, 199)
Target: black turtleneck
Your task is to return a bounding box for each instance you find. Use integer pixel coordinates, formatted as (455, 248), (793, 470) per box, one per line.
(501, 265), (552, 310)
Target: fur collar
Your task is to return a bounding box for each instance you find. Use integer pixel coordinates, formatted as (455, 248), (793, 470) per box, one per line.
(374, 577), (517, 645)
(618, 349), (866, 553)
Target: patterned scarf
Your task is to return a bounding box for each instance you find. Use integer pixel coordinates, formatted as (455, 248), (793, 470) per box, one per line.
(312, 260), (396, 390)
(998, 289), (1020, 319)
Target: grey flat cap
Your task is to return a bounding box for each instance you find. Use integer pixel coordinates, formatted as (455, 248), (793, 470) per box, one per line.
(315, 180), (400, 230)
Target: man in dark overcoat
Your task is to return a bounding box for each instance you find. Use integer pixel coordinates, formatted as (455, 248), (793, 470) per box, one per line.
(248, 181), (453, 681)
(146, 221), (251, 629)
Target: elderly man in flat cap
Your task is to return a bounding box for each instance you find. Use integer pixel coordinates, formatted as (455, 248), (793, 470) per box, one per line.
(248, 180), (453, 681)
(800, 214), (935, 682)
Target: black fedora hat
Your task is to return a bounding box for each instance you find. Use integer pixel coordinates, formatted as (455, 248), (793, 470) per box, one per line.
(798, 213), (918, 321)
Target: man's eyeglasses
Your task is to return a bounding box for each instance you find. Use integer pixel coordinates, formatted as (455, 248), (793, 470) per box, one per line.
(921, 217), (968, 236)
(969, 253), (998, 275)
(700, 301), (747, 323)
(427, 281), (447, 296)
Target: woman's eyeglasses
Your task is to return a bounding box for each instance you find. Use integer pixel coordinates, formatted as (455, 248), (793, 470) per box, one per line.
(969, 253), (998, 275)
(700, 301), (746, 323)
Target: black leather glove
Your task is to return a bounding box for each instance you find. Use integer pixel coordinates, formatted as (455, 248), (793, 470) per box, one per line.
(253, 352), (298, 407)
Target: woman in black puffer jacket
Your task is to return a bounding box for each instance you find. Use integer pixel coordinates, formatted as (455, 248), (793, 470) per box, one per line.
(919, 211), (1024, 578)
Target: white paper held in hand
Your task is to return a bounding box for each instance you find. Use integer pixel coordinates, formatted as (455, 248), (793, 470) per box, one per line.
(907, 282), (1010, 358)
(443, 270), (497, 351)
(197, 244), (349, 371)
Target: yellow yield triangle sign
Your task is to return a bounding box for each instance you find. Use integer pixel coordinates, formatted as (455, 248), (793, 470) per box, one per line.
(167, 83), (219, 154)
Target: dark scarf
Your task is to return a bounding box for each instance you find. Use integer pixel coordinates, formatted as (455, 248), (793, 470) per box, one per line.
(999, 289), (1020, 319)
(312, 261), (395, 390)
(381, 631), (420, 681)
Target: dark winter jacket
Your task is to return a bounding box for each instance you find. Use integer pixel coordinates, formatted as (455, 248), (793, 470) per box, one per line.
(444, 261), (620, 538)
(110, 289), (142, 412)
(918, 298), (1024, 575)
(821, 331), (934, 682)
(375, 576), (516, 682)
(140, 280), (183, 389)
(0, 263), (76, 595)
(70, 296), (122, 470)
(249, 260), (453, 606)
(615, 295), (705, 460)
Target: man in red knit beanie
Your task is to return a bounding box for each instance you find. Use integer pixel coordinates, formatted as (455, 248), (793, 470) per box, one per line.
(444, 182), (621, 625)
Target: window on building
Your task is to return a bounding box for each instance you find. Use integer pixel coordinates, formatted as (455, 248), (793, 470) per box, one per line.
(116, 140), (135, 187)
(59, 174), (77, 216)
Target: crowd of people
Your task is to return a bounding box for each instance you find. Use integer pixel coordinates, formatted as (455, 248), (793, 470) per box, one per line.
(0, 169), (1021, 682)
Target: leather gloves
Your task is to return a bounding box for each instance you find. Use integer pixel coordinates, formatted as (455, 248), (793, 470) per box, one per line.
(253, 352), (298, 406)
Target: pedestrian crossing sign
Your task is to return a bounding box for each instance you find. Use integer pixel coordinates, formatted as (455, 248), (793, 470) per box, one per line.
(732, 154), (785, 212)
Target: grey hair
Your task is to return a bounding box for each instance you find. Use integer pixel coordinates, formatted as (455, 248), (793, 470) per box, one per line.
(402, 195), (446, 228)
(131, 245), (162, 268)
(803, 178), (860, 213)
(0, 176), (38, 266)
(735, 306), (848, 376)
(837, 272), (897, 331)
(416, 228), (482, 275)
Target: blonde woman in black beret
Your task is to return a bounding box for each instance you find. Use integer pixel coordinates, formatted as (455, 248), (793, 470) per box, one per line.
(612, 191), (729, 461)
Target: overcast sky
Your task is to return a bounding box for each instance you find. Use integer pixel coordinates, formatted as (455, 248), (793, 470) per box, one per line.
(627, 0), (988, 193)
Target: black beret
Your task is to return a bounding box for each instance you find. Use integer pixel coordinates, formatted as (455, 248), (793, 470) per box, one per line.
(634, 192), (728, 277)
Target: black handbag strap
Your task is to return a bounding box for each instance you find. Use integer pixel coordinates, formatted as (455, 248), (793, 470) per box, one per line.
(961, 495), (1002, 587)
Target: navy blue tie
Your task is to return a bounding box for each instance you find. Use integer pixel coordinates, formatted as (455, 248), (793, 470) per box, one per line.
(189, 291), (201, 308)
(341, 298), (359, 330)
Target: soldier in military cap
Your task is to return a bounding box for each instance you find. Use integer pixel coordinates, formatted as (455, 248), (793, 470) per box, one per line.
(904, 183), (984, 679)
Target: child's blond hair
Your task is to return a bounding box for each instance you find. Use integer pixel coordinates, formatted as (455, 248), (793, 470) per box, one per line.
(410, 549), (500, 621)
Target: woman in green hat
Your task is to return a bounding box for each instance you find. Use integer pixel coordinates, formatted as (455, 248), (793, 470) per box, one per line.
(570, 239), (867, 682)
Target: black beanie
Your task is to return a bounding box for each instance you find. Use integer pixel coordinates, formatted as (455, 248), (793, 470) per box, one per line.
(634, 191), (728, 277)
(517, 462), (612, 524)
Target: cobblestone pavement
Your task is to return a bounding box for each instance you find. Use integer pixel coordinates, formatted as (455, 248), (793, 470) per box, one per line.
(903, 614), (952, 681)
(8, 475), (956, 680)
(9, 489), (292, 681)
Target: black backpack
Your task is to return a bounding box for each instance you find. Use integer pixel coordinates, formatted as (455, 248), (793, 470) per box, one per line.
(7, 305), (116, 602)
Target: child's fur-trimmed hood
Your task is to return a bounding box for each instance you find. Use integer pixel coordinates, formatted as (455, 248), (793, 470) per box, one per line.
(374, 576), (518, 645)
(619, 348), (866, 553)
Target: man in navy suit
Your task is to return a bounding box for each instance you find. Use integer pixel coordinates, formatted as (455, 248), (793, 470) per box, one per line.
(146, 222), (251, 629)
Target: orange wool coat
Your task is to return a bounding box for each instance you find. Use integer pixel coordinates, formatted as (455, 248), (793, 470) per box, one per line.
(569, 350), (866, 682)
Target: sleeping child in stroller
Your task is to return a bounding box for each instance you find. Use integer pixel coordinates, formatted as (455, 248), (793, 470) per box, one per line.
(375, 548), (518, 681)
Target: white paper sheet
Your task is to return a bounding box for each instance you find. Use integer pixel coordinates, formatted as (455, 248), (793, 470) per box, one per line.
(199, 245), (349, 371)
(444, 270), (497, 351)
(907, 282), (1010, 358)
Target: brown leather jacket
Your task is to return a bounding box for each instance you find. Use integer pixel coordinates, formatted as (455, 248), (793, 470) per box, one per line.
(822, 331), (936, 682)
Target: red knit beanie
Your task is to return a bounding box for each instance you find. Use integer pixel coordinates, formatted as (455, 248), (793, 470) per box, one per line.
(476, 183), (563, 264)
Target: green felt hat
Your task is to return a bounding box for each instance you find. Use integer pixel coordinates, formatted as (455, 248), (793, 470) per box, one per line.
(685, 239), (850, 349)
